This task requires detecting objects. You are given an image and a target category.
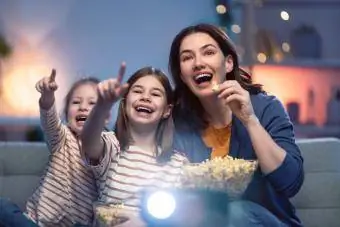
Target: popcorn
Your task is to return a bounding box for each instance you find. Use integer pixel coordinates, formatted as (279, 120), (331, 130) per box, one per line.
(179, 156), (258, 199)
(94, 203), (138, 227)
(212, 82), (220, 92)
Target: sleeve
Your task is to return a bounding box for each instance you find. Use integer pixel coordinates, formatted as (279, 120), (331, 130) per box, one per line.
(39, 102), (66, 153)
(261, 97), (304, 198)
(87, 131), (120, 180)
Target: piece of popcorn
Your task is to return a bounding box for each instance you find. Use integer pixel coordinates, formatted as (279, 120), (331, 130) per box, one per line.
(212, 82), (220, 92)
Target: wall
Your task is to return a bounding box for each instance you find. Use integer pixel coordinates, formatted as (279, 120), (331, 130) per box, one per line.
(0, 0), (217, 119)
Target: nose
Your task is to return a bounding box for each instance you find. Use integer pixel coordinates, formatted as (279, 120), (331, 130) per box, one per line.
(140, 93), (151, 102)
(79, 102), (89, 111)
(192, 55), (205, 71)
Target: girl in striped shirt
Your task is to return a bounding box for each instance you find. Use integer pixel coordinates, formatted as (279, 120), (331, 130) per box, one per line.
(81, 65), (188, 226)
(26, 71), (102, 226)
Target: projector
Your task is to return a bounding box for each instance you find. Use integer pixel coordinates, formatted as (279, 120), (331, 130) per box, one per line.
(140, 188), (230, 227)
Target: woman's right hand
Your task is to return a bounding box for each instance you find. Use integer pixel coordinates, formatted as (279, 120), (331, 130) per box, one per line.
(97, 62), (129, 106)
(35, 69), (58, 109)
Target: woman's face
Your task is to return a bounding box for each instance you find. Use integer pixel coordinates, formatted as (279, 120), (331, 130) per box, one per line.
(178, 32), (233, 98)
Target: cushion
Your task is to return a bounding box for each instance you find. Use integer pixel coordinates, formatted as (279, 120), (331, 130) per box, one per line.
(296, 208), (340, 227)
(291, 172), (340, 208)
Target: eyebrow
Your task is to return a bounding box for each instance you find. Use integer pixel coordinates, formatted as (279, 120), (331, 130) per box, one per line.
(132, 85), (165, 94)
(180, 44), (218, 55)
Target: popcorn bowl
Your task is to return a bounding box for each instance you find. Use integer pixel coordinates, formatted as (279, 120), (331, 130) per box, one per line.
(93, 202), (135, 227)
(179, 156), (258, 199)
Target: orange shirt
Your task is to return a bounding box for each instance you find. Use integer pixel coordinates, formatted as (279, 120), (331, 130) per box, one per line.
(202, 124), (232, 159)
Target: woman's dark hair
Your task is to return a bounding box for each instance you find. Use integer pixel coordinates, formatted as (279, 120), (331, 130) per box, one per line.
(168, 23), (263, 130)
(114, 67), (174, 162)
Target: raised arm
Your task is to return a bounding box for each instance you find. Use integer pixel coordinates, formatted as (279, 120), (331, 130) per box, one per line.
(81, 62), (129, 162)
(216, 81), (303, 197)
(35, 69), (66, 153)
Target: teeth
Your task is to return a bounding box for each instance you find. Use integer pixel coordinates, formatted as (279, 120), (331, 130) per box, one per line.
(195, 73), (212, 80)
(76, 116), (87, 121)
(136, 106), (152, 113)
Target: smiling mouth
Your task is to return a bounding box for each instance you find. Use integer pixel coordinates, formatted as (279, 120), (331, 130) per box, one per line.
(76, 115), (87, 122)
(194, 73), (213, 85)
(135, 106), (154, 114)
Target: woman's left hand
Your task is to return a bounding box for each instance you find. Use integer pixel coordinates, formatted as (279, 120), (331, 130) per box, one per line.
(215, 80), (257, 127)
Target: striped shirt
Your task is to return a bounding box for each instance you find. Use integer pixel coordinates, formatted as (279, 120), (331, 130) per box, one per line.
(91, 132), (188, 210)
(25, 103), (98, 227)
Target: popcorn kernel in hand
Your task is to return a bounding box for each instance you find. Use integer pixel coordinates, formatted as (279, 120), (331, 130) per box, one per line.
(212, 83), (220, 92)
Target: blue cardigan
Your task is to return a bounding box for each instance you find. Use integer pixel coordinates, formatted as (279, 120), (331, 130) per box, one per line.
(173, 93), (304, 227)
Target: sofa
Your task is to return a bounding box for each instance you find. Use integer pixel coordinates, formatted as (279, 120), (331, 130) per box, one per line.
(1, 138), (340, 227)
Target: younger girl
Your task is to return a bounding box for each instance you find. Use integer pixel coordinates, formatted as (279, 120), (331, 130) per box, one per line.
(27, 71), (101, 226)
(81, 65), (188, 226)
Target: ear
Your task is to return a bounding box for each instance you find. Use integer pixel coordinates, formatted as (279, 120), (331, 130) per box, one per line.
(225, 55), (234, 73)
(162, 104), (173, 119)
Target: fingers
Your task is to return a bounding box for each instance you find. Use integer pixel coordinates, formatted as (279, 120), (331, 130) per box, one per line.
(36, 69), (58, 93)
(117, 62), (126, 83)
(214, 80), (241, 93)
(36, 78), (49, 93)
(213, 80), (250, 108)
(48, 82), (58, 91)
(97, 79), (128, 103)
(98, 62), (126, 99)
(223, 93), (245, 105)
(119, 83), (130, 96)
(98, 61), (129, 103)
(108, 78), (119, 91)
(49, 69), (56, 82)
(216, 81), (245, 99)
(97, 81), (106, 98)
(35, 80), (42, 93)
(217, 87), (239, 99)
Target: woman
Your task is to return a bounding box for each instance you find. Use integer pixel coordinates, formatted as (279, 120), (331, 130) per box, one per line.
(169, 23), (304, 227)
